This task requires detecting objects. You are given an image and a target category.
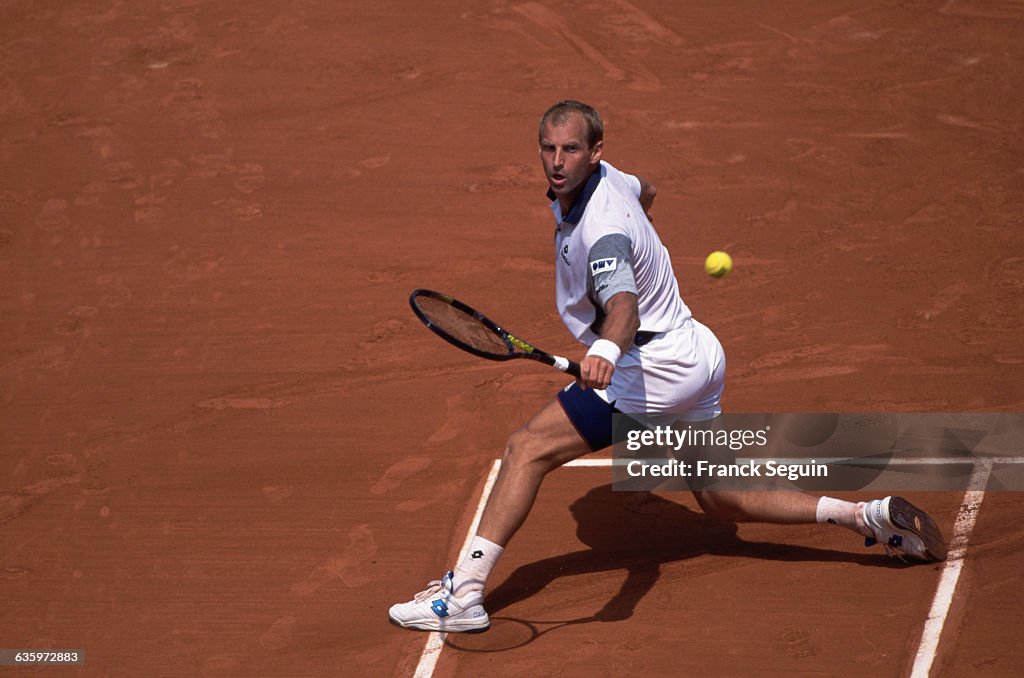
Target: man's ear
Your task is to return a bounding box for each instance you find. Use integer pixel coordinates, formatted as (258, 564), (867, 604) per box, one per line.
(590, 139), (604, 165)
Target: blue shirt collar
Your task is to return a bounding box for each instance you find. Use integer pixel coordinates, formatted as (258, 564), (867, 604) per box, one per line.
(546, 166), (603, 225)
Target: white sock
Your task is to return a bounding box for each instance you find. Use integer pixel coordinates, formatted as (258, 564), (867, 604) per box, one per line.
(452, 535), (503, 597)
(816, 496), (871, 537)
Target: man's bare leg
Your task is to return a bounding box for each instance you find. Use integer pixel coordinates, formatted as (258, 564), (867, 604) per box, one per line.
(444, 398), (593, 599)
(693, 490), (821, 524)
(476, 398), (592, 547)
(693, 488), (945, 560)
(694, 489), (873, 537)
(388, 398), (593, 632)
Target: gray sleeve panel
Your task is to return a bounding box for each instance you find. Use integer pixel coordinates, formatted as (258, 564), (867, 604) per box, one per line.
(587, 233), (637, 308)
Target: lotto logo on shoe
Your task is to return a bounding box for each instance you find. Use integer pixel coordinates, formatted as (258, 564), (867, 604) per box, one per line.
(431, 600), (449, 618)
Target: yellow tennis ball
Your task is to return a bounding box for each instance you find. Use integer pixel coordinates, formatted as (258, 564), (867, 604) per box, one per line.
(705, 251), (733, 278)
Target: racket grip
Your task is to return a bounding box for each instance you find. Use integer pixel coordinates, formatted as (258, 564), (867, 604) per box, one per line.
(553, 355), (581, 378)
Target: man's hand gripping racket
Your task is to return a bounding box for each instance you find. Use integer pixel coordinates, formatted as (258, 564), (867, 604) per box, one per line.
(409, 289), (581, 378)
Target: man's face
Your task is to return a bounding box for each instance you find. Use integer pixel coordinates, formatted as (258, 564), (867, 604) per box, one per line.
(539, 113), (603, 211)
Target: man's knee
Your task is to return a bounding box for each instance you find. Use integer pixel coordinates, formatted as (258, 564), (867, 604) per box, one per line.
(694, 491), (747, 522)
(501, 425), (561, 473)
(501, 426), (539, 466)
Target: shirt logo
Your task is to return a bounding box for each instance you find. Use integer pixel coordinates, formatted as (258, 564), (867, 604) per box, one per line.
(590, 257), (617, 276)
(560, 243), (570, 265)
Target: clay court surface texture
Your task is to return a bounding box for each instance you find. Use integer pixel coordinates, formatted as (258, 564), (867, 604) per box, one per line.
(2, 1), (1023, 676)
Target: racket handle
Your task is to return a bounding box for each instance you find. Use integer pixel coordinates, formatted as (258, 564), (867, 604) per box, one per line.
(552, 355), (581, 378)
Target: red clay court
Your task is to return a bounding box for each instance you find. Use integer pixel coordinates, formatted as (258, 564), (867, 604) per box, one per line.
(2, 1), (1022, 676)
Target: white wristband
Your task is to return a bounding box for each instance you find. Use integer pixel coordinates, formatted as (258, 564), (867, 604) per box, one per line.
(586, 339), (621, 366)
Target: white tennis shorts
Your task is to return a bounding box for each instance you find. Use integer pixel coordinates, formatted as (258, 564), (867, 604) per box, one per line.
(598, 318), (726, 420)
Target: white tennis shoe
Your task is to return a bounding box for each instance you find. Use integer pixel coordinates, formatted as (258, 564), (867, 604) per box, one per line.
(862, 496), (947, 562)
(389, 571), (490, 633)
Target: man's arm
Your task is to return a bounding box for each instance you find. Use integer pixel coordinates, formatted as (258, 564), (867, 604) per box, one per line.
(636, 175), (656, 218)
(579, 291), (640, 390)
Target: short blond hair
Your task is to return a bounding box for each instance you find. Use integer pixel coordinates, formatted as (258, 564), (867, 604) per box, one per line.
(539, 100), (604, 148)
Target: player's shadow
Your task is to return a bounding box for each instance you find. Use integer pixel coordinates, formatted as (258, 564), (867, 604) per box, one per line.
(483, 483), (900, 624)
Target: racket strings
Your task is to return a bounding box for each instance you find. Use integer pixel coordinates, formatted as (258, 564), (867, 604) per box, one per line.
(414, 295), (511, 356)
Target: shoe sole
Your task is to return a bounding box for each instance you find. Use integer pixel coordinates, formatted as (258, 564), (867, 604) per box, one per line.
(388, 614), (490, 634)
(889, 496), (947, 561)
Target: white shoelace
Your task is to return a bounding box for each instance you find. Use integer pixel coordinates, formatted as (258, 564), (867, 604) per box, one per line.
(413, 576), (451, 603)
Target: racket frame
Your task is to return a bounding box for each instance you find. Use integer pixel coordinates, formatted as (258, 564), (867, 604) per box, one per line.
(409, 289), (581, 377)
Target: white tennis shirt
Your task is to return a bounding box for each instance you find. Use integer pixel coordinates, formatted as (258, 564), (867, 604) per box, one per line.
(549, 160), (692, 345)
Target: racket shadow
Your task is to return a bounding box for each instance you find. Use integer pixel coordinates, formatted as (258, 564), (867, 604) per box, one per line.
(460, 483), (902, 650)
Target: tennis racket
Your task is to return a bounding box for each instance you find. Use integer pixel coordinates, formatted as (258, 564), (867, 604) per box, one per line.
(409, 289), (581, 378)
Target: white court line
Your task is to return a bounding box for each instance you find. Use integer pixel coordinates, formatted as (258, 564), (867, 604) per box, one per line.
(564, 458), (617, 467)
(413, 459), (502, 678)
(910, 459), (993, 678)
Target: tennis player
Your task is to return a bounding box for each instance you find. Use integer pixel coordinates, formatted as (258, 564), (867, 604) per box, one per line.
(389, 100), (946, 633)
